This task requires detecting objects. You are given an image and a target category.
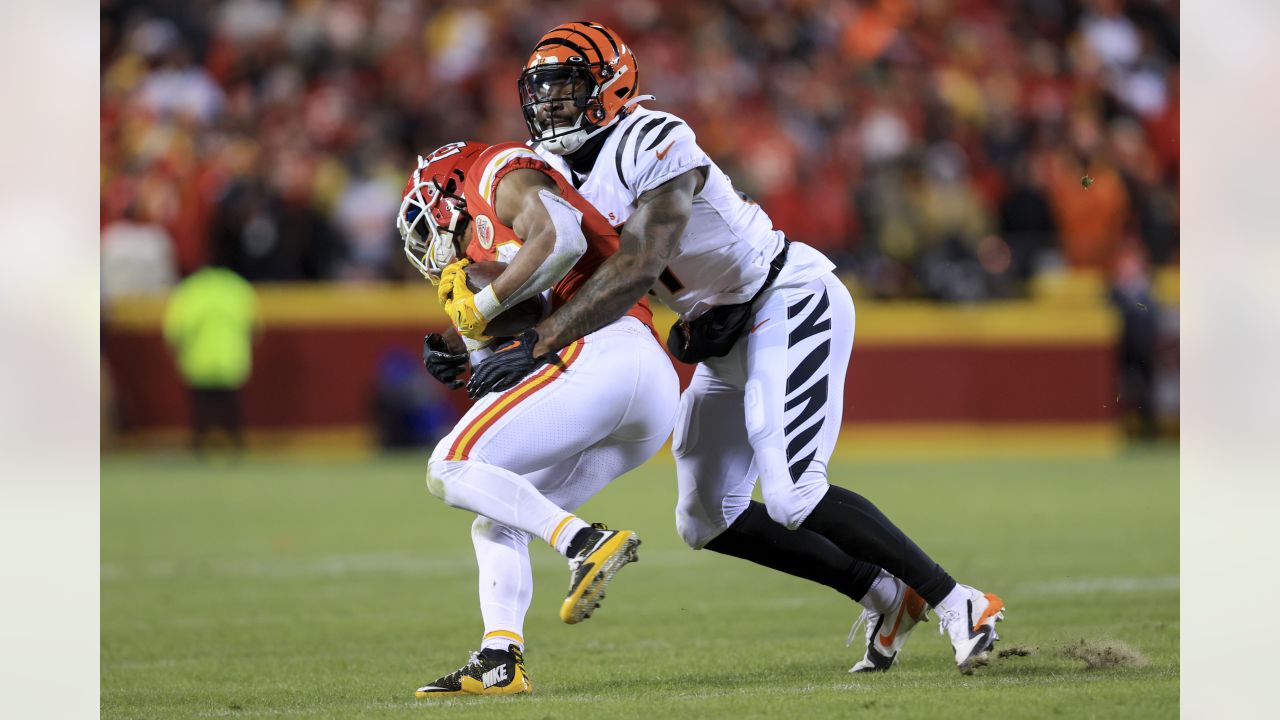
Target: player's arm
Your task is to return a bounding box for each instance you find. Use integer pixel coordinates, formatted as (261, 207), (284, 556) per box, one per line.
(439, 325), (467, 354)
(489, 168), (587, 306)
(530, 167), (704, 356)
(457, 168), (587, 326)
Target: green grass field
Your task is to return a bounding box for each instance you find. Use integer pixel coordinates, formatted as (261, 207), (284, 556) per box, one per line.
(102, 447), (1178, 719)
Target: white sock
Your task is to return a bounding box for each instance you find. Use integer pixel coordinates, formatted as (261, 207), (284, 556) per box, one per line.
(430, 458), (583, 550)
(472, 517), (531, 654)
(480, 632), (524, 653)
(935, 583), (971, 616)
(860, 570), (901, 614)
(551, 517), (591, 556)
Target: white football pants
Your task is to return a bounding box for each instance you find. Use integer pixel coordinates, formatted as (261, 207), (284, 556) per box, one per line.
(674, 272), (854, 548)
(426, 316), (679, 647)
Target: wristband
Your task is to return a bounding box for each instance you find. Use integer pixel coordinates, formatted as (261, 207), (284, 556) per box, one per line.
(462, 334), (492, 353)
(472, 284), (504, 321)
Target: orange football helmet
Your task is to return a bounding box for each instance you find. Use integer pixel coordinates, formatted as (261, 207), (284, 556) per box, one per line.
(518, 22), (648, 155)
(398, 141), (487, 283)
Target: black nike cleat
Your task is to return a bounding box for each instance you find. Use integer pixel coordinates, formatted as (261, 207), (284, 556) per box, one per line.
(415, 644), (532, 697)
(559, 523), (640, 624)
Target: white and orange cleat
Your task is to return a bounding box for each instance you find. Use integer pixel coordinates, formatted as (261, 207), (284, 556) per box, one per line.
(848, 580), (930, 673)
(936, 586), (1005, 674)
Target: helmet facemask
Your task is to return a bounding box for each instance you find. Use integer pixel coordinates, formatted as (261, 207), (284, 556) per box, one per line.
(398, 169), (470, 284)
(519, 63), (617, 155)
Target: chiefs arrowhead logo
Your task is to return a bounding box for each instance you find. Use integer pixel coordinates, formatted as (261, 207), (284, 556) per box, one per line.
(475, 214), (494, 250)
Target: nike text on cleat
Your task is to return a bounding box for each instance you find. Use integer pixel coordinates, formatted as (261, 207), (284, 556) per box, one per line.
(415, 644), (532, 697)
(560, 523), (641, 624)
(848, 582), (929, 673)
(936, 587), (1006, 674)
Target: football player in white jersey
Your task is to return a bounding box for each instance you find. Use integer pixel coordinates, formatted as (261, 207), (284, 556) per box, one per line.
(465, 22), (1006, 674)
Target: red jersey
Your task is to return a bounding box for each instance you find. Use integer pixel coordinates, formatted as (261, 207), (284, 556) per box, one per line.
(461, 142), (654, 330)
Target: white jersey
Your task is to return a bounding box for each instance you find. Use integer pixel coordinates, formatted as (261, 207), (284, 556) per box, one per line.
(534, 106), (834, 320)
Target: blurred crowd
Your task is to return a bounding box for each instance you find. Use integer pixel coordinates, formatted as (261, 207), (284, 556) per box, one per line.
(101, 0), (1178, 302)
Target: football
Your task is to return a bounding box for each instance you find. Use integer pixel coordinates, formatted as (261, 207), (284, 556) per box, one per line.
(463, 260), (546, 338)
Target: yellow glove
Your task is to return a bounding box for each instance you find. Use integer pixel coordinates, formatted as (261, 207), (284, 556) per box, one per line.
(447, 283), (505, 340)
(436, 259), (471, 306)
(446, 294), (489, 339)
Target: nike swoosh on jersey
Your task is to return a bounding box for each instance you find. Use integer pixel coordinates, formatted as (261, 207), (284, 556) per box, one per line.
(656, 141), (676, 160)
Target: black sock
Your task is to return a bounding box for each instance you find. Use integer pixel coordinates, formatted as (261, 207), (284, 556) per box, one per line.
(703, 500), (881, 602)
(800, 485), (956, 607)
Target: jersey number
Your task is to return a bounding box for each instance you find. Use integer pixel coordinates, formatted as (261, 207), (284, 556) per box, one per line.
(654, 192), (751, 295)
(424, 142), (467, 164)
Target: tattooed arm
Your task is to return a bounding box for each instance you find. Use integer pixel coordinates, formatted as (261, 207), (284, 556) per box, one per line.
(530, 167), (704, 356)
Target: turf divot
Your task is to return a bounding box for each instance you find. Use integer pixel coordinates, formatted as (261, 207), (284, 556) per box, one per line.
(1060, 639), (1149, 669)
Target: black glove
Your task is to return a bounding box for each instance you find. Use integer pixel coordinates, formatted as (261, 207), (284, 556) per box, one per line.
(466, 329), (558, 399)
(422, 333), (469, 389)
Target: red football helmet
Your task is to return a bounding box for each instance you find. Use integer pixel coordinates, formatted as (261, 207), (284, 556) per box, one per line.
(518, 22), (649, 155)
(398, 141), (487, 283)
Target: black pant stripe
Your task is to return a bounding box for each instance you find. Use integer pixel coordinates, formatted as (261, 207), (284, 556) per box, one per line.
(788, 449), (817, 482)
(785, 375), (828, 435)
(786, 417), (824, 466)
(786, 294), (813, 319)
(788, 290), (831, 347)
(786, 339), (830, 395)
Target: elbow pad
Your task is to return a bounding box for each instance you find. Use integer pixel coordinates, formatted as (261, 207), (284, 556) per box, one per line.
(501, 190), (588, 308)
(539, 189), (588, 259)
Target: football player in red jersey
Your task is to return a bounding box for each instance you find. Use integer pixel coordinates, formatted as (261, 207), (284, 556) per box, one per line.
(396, 141), (678, 696)
(466, 21), (1006, 674)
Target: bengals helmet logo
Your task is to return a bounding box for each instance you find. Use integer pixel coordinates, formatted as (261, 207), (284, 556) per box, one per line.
(518, 22), (643, 153)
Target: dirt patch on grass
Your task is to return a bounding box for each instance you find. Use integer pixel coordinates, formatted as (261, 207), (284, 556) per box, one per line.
(997, 645), (1035, 658)
(1060, 639), (1149, 669)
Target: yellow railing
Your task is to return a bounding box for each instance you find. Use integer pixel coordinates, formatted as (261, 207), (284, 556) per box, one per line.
(101, 269), (1173, 345)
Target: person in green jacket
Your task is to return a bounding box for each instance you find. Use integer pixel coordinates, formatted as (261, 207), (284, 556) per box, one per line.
(162, 265), (260, 453)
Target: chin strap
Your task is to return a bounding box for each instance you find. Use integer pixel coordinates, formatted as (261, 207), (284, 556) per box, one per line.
(622, 94), (656, 110)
